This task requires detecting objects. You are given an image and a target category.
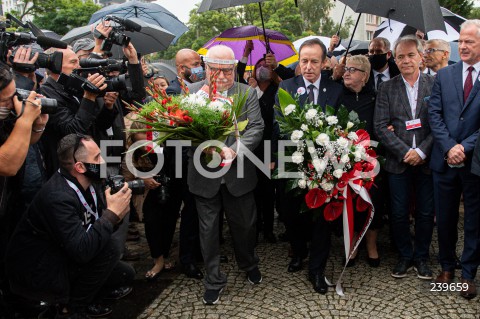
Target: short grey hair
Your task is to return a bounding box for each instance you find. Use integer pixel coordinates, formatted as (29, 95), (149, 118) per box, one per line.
(393, 35), (424, 57)
(460, 19), (480, 36)
(425, 39), (450, 52)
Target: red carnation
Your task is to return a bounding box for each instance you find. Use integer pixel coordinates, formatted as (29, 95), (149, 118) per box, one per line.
(305, 188), (327, 209)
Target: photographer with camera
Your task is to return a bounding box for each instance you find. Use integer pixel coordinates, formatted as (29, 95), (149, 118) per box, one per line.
(5, 133), (135, 318)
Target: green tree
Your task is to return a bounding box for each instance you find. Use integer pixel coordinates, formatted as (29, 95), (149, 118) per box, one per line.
(33, 0), (100, 35)
(5, 0), (58, 21)
(468, 7), (480, 18)
(439, 0), (474, 17)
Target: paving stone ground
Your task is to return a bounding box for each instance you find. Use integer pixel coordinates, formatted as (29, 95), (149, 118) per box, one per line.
(122, 209), (480, 319)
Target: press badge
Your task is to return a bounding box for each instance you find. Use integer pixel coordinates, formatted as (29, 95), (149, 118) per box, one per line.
(405, 119), (422, 130)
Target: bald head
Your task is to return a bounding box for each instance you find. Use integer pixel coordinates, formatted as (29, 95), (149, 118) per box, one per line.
(175, 48), (202, 82)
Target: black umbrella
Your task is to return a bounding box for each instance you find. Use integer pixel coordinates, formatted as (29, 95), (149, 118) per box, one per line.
(197, 0), (272, 53)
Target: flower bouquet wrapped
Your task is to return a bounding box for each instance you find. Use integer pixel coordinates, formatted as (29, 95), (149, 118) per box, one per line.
(276, 87), (381, 295)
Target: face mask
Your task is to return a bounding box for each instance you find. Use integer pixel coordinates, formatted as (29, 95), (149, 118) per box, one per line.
(82, 162), (102, 181)
(188, 66), (206, 83)
(0, 107), (12, 120)
(369, 53), (388, 71)
(256, 66), (271, 82)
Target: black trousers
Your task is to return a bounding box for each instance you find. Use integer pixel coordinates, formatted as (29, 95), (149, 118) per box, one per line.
(254, 168), (276, 234)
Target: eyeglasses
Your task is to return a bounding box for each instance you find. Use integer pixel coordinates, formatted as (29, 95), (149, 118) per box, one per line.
(207, 64), (235, 76)
(424, 48), (446, 55)
(344, 66), (366, 74)
(72, 133), (88, 163)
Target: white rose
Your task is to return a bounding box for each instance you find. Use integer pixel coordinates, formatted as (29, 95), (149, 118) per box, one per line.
(316, 119), (323, 127)
(326, 116), (338, 125)
(301, 124), (309, 131)
(292, 151), (304, 164)
(284, 104), (296, 116)
(298, 179), (307, 189)
(291, 130), (304, 143)
(312, 158), (326, 172)
(305, 109), (318, 120)
(315, 133), (330, 146)
(321, 182), (334, 192)
(347, 121), (354, 129)
(354, 151), (363, 162)
(307, 146), (316, 154)
(333, 169), (344, 179)
(337, 137), (349, 149)
(341, 154), (350, 163)
(347, 132), (358, 141)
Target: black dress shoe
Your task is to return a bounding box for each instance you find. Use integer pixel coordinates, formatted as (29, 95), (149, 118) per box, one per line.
(183, 263), (204, 279)
(103, 286), (133, 300)
(86, 304), (112, 318)
(308, 273), (328, 294)
(367, 257), (380, 268)
(287, 256), (303, 272)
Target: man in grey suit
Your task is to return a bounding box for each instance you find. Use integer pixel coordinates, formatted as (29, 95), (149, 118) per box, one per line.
(374, 35), (435, 281)
(187, 45), (265, 305)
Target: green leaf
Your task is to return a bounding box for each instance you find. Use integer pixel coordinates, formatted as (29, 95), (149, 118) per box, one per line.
(337, 105), (350, 127)
(325, 105), (335, 116)
(236, 119), (249, 132)
(277, 88), (298, 115)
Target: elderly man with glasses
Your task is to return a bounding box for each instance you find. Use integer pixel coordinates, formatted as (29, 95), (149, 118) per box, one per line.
(423, 39), (451, 76)
(186, 45), (265, 305)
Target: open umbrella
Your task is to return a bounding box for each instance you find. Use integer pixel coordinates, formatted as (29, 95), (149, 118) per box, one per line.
(197, 0), (273, 53)
(373, 7), (466, 43)
(61, 18), (175, 58)
(293, 36), (346, 55)
(88, 1), (188, 44)
(197, 26), (298, 71)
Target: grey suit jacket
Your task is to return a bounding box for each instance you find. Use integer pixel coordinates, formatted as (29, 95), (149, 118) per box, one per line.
(187, 81), (265, 198)
(374, 73), (435, 174)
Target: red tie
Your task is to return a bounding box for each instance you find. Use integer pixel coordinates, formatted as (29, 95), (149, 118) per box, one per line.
(464, 66), (474, 104)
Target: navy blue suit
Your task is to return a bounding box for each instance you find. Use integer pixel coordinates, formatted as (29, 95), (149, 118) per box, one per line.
(428, 61), (480, 280)
(275, 74), (343, 276)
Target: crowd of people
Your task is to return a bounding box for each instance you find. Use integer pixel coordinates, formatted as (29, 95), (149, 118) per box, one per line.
(0, 15), (480, 319)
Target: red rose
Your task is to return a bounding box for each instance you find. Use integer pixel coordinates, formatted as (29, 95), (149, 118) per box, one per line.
(324, 201), (343, 221)
(305, 188), (327, 209)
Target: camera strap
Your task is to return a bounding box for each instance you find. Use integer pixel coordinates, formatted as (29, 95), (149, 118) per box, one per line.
(64, 177), (99, 220)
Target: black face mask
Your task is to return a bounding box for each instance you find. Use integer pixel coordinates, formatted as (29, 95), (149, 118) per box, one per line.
(82, 162), (102, 181)
(369, 53), (388, 71)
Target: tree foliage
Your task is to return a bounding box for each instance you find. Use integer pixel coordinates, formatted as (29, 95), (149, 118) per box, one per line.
(31, 0), (100, 35)
(439, 0), (474, 17)
(153, 0), (353, 60)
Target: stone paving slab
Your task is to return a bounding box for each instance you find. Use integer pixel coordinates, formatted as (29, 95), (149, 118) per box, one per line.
(126, 213), (480, 319)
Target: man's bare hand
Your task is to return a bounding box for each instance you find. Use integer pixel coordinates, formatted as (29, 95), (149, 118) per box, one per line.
(329, 35), (340, 52)
(84, 73), (108, 101)
(142, 177), (160, 190)
(248, 77), (258, 88)
(447, 144), (465, 165)
(265, 53), (278, 69)
(105, 183), (132, 220)
(243, 40), (254, 58)
(123, 43), (138, 64)
(403, 149), (424, 166)
(220, 147), (236, 160)
(103, 92), (119, 110)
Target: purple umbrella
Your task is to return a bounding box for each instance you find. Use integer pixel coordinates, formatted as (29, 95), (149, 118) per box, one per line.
(198, 26), (298, 70)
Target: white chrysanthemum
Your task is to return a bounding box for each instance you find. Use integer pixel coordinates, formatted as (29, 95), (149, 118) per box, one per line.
(316, 119), (323, 127)
(315, 133), (330, 146)
(341, 154), (350, 163)
(301, 124), (308, 131)
(184, 94), (207, 107)
(321, 181), (334, 192)
(347, 132), (358, 141)
(347, 121), (354, 129)
(312, 158), (326, 172)
(291, 130), (304, 143)
(333, 169), (344, 179)
(208, 100), (226, 112)
(284, 104), (296, 116)
(305, 109), (318, 120)
(298, 179), (307, 189)
(307, 146), (316, 154)
(292, 151), (304, 164)
(337, 137), (349, 149)
(326, 116), (338, 125)
(354, 151), (363, 162)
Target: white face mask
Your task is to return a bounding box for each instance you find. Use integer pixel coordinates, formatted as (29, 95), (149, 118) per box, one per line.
(0, 107), (12, 120)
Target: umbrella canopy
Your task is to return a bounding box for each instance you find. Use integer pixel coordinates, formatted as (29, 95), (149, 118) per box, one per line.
(340, 39), (369, 55)
(149, 62), (177, 82)
(337, 0), (446, 33)
(374, 7), (466, 43)
(197, 0), (266, 12)
(198, 26), (297, 71)
(293, 36), (346, 54)
(61, 18), (175, 58)
(88, 1), (188, 44)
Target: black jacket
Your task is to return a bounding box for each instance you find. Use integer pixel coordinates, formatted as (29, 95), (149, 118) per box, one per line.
(5, 170), (119, 304)
(41, 77), (118, 177)
(254, 83), (278, 161)
(342, 85), (376, 137)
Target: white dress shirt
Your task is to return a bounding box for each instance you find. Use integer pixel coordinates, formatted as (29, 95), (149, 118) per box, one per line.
(303, 76), (321, 104)
(462, 61), (480, 87)
(373, 68), (391, 89)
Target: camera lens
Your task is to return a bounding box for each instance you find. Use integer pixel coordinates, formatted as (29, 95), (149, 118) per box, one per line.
(127, 179), (145, 195)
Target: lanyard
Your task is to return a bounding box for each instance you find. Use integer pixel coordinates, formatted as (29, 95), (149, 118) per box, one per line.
(64, 178), (99, 220)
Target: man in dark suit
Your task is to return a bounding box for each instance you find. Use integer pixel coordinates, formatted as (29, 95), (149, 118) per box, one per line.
(428, 20), (480, 300)
(166, 49), (205, 95)
(374, 35), (435, 281)
(276, 38), (343, 294)
(367, 37), (401, 91)
(187, 45), (265, 305)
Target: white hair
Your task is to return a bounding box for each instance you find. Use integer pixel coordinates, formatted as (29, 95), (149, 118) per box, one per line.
(460, 19), (480, 37)
(206, 45), (235, 60)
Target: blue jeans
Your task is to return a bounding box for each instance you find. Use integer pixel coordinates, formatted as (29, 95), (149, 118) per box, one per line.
(388, 166), (434, 261)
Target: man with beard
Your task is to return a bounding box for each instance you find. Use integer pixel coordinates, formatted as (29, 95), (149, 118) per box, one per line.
(166, 49), (205, 95)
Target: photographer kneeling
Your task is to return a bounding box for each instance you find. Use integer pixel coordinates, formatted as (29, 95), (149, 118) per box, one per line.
(5, 134), (135, 318)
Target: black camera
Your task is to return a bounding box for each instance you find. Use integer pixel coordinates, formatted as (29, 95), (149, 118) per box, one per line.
(100, 15), (142, 52)
(153, 174), (170, 204)
(106, 175), (145, 195)
(9, 47), (63, 74)
(105, 74), (128, 92)
(15, 88), (58, 114)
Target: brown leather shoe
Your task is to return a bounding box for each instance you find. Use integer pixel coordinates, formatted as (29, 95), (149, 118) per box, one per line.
(435, 271), (454, 284)
(460, 278), (477, 299)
